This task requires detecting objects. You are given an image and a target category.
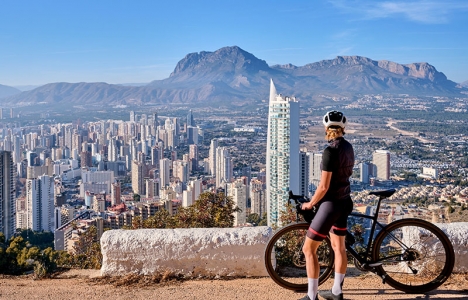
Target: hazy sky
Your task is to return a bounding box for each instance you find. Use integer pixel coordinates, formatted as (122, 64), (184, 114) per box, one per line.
(1, 0), (467, 86)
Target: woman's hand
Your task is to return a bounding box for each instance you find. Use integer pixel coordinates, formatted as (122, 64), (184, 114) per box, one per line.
(301, 201), (314, 210)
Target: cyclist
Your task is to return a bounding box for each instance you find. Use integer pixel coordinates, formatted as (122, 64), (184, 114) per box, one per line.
(299, 110), (355, 300)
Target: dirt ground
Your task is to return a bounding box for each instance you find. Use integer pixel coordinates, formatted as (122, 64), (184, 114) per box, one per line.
(1, 269), (467, 300)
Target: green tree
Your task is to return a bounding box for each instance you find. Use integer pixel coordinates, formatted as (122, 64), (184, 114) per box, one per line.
(66, 226), (102, 269)
(0, 233), (8, 272)
(258, 212), (268, 226)
(247, 213), (261, 226)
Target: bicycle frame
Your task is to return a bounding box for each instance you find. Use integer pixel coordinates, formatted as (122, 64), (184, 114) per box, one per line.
(345, 193), (389, 270)
(346, 212), (385, 266)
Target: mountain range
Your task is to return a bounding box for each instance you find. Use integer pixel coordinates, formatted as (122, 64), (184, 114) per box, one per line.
(1, 46), (466, 107)
(0, 84), (21, 99)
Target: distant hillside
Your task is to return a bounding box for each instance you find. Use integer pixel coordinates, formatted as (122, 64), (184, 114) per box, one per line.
(0, 84), (21, 99)
(1, 46), (466, 106)
(460, 80), (468, 88)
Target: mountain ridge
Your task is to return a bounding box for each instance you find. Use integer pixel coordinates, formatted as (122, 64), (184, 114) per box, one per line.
(1, 46), (465, 106)
(0, 84), (21, 99)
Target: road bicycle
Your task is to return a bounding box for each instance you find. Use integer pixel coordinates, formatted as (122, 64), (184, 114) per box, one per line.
(264, 189), (455, 293)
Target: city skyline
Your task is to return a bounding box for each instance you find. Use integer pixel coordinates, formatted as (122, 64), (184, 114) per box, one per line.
(1, 0), (468, 87)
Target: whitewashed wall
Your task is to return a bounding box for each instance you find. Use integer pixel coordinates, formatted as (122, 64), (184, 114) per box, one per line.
(100, 226), (272, 277)
(435, 222), (468, 273)
(100, 223), (467, 277)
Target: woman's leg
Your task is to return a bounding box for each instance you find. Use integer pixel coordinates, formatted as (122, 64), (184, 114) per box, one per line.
(303, 236), (322, 278)
(329, 232), (347, 296)
(329, 232), (347, 274)
(302, 237), (323, 299)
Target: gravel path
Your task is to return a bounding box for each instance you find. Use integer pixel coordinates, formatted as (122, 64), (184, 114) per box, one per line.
(1, 269), (467, 300)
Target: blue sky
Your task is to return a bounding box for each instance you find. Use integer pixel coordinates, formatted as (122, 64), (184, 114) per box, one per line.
(1, 0), (467, 86)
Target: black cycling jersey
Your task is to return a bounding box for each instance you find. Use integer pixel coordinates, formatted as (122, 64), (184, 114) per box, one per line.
(321, 137), (354, 201)
(307, 137), (355, 241)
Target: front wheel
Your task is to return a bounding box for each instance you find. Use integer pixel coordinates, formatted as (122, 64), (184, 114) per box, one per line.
(264, 222), (334, 292)
(372, 218), (455, 293)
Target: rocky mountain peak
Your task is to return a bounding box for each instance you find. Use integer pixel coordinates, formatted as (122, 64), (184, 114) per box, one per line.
(170, 46), (270, 77)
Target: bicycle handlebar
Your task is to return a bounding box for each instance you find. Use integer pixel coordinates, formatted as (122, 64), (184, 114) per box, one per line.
(288, 191), (309, 204)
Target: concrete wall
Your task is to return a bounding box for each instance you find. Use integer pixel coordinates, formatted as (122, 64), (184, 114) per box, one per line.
(100, 226), (272, 277)
(100, 222), (467, 277)
(435, 222), (468, 273)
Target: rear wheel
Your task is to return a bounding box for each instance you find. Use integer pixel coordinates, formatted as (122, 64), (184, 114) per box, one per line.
(264, 222), (334, 292)
(372, 218), (454, 293)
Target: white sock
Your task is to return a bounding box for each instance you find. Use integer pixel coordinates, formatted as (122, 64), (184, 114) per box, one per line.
(332, 272), (345, 295)
(308, 278), (318, 299)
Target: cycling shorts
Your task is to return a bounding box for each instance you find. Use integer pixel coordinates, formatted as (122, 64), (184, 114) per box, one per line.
(306, 196), (353, 241)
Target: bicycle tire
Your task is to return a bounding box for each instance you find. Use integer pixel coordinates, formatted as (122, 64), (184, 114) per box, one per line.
(372, 218), (455, 293)
(264, 222), (334, 292)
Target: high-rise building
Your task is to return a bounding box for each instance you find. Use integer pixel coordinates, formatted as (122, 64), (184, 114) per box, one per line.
(172, 160), (189, 183)
(209, 139), (218, 175)
(0, 151), (16, 240)
(266, 80), (300, 227)
(152, 112), (158, 127)
(111, 181), (121, 206)
(13, 135), (21, 164)
(145, 178), (160, 198)
(308, 152), (322, 192)
(151, 146), (161, 166)
(26, 175), (55, 232)
(108, 138), (118, 162)
(250, 178), (265, 216)
(373, 150), (390, 180)
(131, 160), (145, 196)
(360, 162), (372, 183)
(187, 109), (195, 127)
(159, 158), (171, 187)
(80, 151), (92, 168)
(299, 151), (309, 197)
(189, 144), (198, 172)
(215, 147), (233, 188)
(228, 179), (247, 226)
(187, 126), (198, 145)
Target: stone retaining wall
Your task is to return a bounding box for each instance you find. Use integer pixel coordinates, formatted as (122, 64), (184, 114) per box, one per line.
(100, 222), (467, 276)
(100, 226), (272, 277)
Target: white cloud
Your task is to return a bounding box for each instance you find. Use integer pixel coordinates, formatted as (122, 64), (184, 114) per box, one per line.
(328, 0), (468, 24)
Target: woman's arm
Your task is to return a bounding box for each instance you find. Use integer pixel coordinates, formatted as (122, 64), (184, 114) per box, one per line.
(302, 170), (332, 210)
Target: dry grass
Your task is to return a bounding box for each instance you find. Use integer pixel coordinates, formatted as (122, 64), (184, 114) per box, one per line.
(86, 271), (261, 289)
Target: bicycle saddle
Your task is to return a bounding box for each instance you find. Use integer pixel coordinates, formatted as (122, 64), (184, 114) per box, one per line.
(369, 189), (396, 198)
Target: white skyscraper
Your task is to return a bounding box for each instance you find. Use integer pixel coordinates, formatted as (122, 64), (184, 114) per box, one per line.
(215, 147), (233, 188)
(26, 175), (55, 232)
(373, 150), (390, 180)
(209, 139), (218, 175)
(266, 80), (300, 227)
(108, 138), (118, 162)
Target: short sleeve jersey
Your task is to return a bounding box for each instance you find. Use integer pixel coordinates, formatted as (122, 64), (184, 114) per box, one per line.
(321, 137), (355, 201)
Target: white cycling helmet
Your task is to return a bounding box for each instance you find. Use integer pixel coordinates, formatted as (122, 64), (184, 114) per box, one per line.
(323, 110), (347, 129)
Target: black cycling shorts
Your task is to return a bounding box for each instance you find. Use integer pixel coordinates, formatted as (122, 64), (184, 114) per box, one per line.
(306, 197), (353, 241)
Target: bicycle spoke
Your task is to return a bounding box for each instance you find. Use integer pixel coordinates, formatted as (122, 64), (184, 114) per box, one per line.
(372, 219), (454, 293)
(265, 223), (334, 291)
